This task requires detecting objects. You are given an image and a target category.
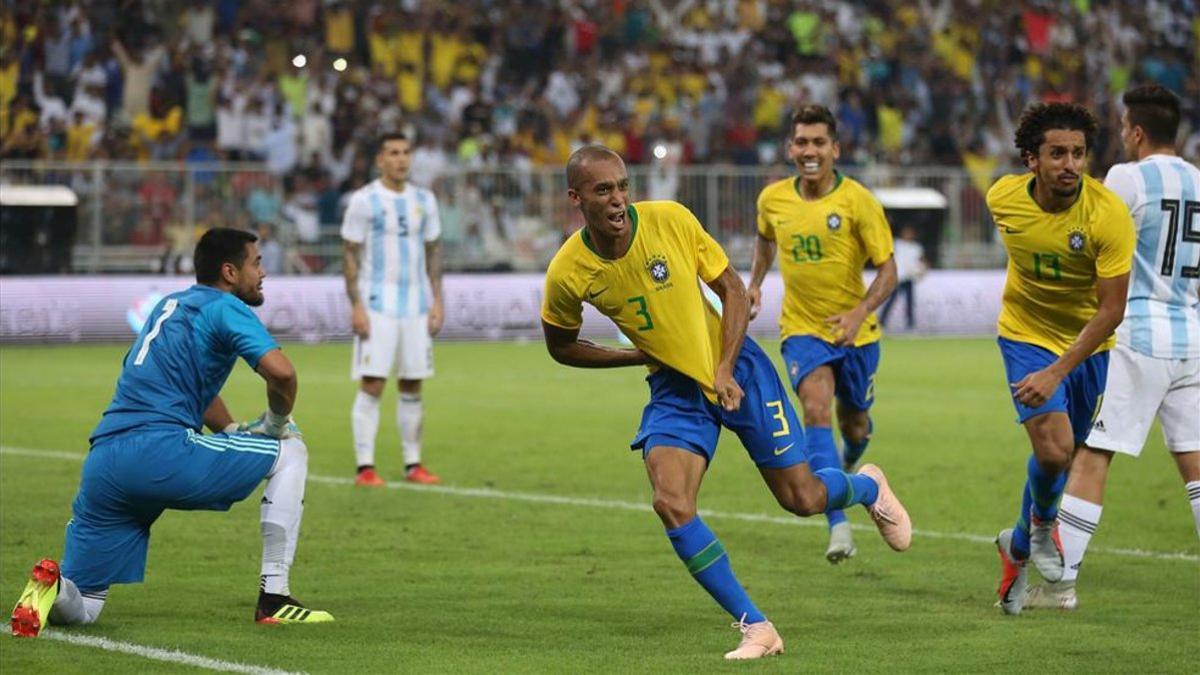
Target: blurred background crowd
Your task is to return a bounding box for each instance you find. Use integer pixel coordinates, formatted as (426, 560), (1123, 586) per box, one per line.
(1, 0), (1197, 271)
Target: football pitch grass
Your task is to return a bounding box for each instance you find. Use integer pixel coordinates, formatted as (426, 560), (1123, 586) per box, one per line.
(1, 337), (1196, 673)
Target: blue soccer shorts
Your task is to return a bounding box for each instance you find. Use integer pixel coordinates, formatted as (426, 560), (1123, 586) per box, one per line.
(61, 428), (279, 591)
(781, 335), (881, 411)
(630, 338), (807, 469)
(998, 337), (1110, 444)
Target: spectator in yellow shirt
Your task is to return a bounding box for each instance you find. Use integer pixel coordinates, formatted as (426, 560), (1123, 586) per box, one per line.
(324, 1), (354, 55)
(131, 97), (183, 161)
(65, 111), (98, 160)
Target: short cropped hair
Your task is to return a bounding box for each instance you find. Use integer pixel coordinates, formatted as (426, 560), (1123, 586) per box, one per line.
(1014, 103), (1098, 162)
(194, 227), (257, 284)
(1123, 84), (1181, 147)
(790, 105), (838, 138)
(566, 144), (623, 189)
(375, 131), (409, 155)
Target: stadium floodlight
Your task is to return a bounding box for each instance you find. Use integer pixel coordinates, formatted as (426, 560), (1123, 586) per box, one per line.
(333, 58), (348, 72)
(292, 54), (307, 68)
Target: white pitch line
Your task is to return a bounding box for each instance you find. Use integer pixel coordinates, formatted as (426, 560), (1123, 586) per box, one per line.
(3, 445), (1198, 563)
(5, 625), (302, 675)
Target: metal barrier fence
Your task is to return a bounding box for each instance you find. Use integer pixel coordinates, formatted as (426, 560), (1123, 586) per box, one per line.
(0, 161), (1010, 273)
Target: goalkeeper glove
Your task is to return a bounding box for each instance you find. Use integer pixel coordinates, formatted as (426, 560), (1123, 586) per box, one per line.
(240, 411), (303, 439)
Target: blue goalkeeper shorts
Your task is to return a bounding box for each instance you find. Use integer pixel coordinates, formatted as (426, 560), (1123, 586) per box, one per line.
(62, 428), (279, 591)
(630, 337), (807, 469)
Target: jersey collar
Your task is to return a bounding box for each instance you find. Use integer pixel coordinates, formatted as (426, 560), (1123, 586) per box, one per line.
(793, 169), (844, 201)
(375, 178), (409, 195)
(581, 204), (639, 260)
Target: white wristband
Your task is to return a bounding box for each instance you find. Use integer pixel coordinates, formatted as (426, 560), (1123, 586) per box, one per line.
(265, 410), (290, 435)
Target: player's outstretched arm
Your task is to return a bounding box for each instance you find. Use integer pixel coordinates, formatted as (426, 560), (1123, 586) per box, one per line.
(747, 233), (777, 319)
(706, 266), (750, 411)
(1011, 272), (1130, 407)
(542, 321), (650, 369)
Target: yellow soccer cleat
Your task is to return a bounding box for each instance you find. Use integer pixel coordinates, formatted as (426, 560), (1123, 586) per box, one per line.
(10, 559), (61, 638)
(255, 593), (334, 625)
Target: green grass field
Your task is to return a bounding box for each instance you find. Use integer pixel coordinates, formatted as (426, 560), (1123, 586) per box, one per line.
(1, 337), (1197, 673)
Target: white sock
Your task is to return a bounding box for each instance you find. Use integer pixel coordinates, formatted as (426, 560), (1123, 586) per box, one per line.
(261, 438), (307, 596)
(1058, 494), (1102, 584)
(1186, 481), (1200, 540)
(397, 394), (423, 466)
(351, 390), (381, 468)
(49, 577), (106, 625)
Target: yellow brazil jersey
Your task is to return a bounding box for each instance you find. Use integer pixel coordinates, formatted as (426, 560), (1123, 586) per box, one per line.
(542, 201), (729, 401)
(987, 173), (1135, 355)
(756, 172), (894, 346)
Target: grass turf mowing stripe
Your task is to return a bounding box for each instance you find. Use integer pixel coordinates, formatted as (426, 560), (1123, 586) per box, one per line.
(4, 624), (302, 675)
(4, 445), (1197, 564)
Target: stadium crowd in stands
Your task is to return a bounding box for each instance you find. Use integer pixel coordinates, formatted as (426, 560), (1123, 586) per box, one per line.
(0, 0), (1195, 253)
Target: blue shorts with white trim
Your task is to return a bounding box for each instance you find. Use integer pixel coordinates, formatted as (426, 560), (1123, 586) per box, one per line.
(630, 338), (808, 469)
(780, 335), (881, 411)
(998, 337), (1110, 444)
(62, 427), (279, 590)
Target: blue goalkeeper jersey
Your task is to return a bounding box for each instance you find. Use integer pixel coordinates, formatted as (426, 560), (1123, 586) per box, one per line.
(90, 285), (278, 443)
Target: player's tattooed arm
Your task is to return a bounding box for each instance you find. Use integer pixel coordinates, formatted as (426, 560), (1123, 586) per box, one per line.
(706, 266), (750, 411)
(203, 396), (236, 433)
(343, 240), (362, 304)
(343, 240), (369, 338)
(542, 321), (650, 368)
(426, 240), (444, 336)
(747, 233), (777, 319)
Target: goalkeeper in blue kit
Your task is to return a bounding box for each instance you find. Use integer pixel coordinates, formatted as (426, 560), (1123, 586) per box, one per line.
(10, 228), (332, 637)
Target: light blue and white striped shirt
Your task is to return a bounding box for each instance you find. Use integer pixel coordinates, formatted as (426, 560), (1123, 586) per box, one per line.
(1105, 155), (1200, 359)
(341, 179), (442, 319)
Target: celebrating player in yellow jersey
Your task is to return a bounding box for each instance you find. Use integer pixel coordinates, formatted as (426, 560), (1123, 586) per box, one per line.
(542, 146), (912, 660)
(987, 103), (1135, 615)
(748, 105), (898, 564)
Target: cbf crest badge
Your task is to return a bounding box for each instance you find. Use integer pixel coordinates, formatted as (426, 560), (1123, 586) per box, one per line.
(1067, 229), (1086, 253)
(646, 254), (670, 283)
(826, 213), (842, 231)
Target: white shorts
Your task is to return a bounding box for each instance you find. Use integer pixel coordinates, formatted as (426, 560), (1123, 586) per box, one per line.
(351, 312), (434, 381)
(1085, 343), (1200, 456)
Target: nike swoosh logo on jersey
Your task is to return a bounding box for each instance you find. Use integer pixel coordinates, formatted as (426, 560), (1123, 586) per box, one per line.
(773, 443), (794, 456)
(587, 287), (609, 299)
(1003, 227), (1022, 234)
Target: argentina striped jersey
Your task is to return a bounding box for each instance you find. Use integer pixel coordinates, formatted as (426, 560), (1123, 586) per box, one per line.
(1104, 155), (1200, 359)
(341, 179), (442, 319)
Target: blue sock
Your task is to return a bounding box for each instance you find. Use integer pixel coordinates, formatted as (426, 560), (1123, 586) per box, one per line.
(805, 427), (847, 527)
(1027, 453), (1065, 522)
(666, 517), (765, 623)
(1012, 482), (1032, 560)
(815, 468), (880, 510)
(841, 417), (872, 468)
